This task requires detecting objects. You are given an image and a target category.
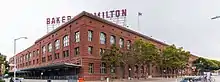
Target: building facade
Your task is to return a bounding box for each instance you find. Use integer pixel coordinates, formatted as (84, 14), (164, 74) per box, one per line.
(9, 11), (196, 80)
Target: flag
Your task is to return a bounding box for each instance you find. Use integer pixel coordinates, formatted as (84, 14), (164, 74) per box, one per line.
(138, 12), (142, 16)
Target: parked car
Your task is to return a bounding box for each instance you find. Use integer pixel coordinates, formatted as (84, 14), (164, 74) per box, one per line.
(180, 76), (202, 82)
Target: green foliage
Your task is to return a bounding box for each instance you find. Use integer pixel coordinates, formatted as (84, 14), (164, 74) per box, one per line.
(193, 57), (220, 72)
(161, 45), (190, 69)
(0, 79), (5, 82)
(101, 44), (122, 67)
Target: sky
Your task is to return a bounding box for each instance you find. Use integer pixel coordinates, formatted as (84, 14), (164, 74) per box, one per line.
(1, 0), (220, 60)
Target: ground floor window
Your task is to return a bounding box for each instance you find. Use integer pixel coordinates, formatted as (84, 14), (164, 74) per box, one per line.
(88, 63), (94, 74)
(110, 64), (116, 73)
(42, 57), (46, 63)
(100, 62), (106, 74)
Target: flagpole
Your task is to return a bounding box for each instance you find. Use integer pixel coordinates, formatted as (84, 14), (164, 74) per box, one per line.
(138, 14), (140, 31)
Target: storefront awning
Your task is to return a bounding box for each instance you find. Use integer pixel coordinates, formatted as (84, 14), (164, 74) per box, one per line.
(20, 63), (81, 71)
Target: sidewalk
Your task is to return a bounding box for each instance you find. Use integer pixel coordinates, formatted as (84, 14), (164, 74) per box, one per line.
(85, 77), (180, 82)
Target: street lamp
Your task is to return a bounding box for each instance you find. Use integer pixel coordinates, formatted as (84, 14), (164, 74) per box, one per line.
(14, 37), (27, 81)
(211, 16), (220, 20)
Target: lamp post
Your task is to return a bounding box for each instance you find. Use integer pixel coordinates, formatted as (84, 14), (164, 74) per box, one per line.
(14, 37), (27, 81)
(211, 16), (220, 20)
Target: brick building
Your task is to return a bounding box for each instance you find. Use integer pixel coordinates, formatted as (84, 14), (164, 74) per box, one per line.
(9, 11), (197, 80)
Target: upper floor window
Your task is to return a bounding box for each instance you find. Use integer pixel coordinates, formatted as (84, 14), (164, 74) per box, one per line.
(42, 46), (46, 54)
(88, 46), (93, 55)
(63, 35), (69, 47)
(110, 35), (116, 45)
(63, 50), (69, 57)
(75, 47), (80, 56)
(48, 43), (52, 52)
(42, 57), (46, 63)
(54, 53), (60, 59)
(127, 40), (131, 49)
(75, 31), (80, 42)
(88, 30), (93, 41)
(37, 49), (40, 55)
(25, 54), (28, 61)
(29, 52), (32, 59)
(119, 38), (124, 48)
(55, 39), (60, 50)
(100, 48), (105, 56)
(100, 32), (106, 44)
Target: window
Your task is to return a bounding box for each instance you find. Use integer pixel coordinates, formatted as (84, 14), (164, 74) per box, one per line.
(63, 35), (69, 47)
(88, 30), (93, 41)
(25, 54), (28, 61)
(55, 39), (60, 50)
(63, 50), (69, 57)
(48, 55), (52, 61)
(54, 53), (60, 59)
(33, 60), (35, 65)
(36, 59), (39, 64)
(100, 62), (106, 74)
(37, 49), (40, 55)
(42, 57), (46, 63)
(75, 47), (80, 55)
(100, 32), (106, 44)
(29, 52), (32, 59)
(48, 43), (52, 52)
(127, 40), (131, 49)
(42, 46), (46, 54)
(110, 64), (116, 73)
(29, 61), (31, 65)
(88, 63), (94, 74)
(27, 53), (30, 60)
(75, 31), (80, 42)
(119, 38), (124, 48)
(88, 46), (93, 54)
(110, 35), (116, 45)
(33, 51), (35, 57)
(99, 48), (105, 55)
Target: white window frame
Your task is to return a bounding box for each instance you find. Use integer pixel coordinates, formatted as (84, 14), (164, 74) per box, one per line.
(127, 40), (131, 49)
(88, 46), (93, 55)
(42, 46), (46, 54)
(119, 38), (124, 48)
(100, 32), (106, 44)
(75, 31), (80, 42)
(88, 30), (93, 41)
(48, 43), (52, 52)
(110, 35), (116, 45)
(55, 39), (60, 50)
(63, 35), (69, 47)
(100, 62), (106, 74)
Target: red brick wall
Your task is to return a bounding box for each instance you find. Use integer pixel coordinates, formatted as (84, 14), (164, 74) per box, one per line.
(9, 13), (176, 80)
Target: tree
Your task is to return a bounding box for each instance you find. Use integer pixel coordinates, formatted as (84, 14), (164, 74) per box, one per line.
(101, 44), (122, 79)
(161, 45), (190, 77)
(131, 39), (160, 77)
(193, 57), (220, 74)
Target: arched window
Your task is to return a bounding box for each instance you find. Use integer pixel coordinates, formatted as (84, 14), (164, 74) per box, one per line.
(55, 39), (60, 50)
(63, 35), (69, 47)
(42, 46), (46, 54)
(127, 40), (131, 49)
(119, 38), (124, 48)
(48, 43), (52, 52)
(110, 35), (116, 45)
(100, 32), (106, 44)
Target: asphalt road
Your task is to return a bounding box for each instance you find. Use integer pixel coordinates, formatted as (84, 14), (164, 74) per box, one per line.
(144, 76), (220, 82)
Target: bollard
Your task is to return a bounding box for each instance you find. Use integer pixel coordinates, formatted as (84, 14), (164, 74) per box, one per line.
(106, 77), (109, 82)
(79, 78), (84, 82)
